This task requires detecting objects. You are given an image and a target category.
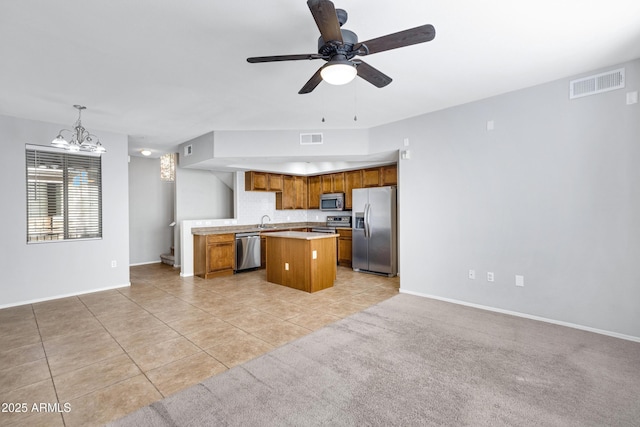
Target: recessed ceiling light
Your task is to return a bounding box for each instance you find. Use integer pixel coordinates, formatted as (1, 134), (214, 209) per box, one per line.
(141, 149), (152, 156)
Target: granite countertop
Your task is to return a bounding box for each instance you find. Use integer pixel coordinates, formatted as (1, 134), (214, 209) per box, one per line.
(192, 222), (325, 236)
(262, 231), (339, 240)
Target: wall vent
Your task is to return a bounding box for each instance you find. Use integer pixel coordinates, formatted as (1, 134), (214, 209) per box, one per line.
(570, 68), (625, 99)
(300, 133), (323, 145)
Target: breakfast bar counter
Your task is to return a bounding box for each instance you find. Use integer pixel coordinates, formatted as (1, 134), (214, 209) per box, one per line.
(264, 231), (338, 293)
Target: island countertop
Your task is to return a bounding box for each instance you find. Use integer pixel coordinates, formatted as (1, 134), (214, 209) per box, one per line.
(263, 231), (339, 240)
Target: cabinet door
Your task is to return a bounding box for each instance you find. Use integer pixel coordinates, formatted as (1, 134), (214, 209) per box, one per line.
(294, 176), (308, 209)
(362, 168), (381, 187)
(332, 172), (345, 193)
(307, 176), (321, 209)
(337, 229), (352, 267)
(268, 174), (284, 191)
(381, 165), (397, 186)
(208, 241), (234, 273)
(320, 175), (332, 194)
(245, 171), (268, 191)
(278, 175), (296, 209)
(344, 170), (362, 210)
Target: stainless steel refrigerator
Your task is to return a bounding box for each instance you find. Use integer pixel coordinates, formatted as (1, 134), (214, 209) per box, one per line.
(352, 186), (397, 276)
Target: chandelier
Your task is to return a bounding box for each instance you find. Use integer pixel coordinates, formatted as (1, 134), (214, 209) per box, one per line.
(51, 105), (106, 153)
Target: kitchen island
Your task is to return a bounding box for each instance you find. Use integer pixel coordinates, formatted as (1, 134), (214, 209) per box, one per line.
(264, 231), (338, 293)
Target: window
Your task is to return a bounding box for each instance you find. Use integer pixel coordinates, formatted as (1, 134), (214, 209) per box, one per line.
(26, 145), (102, 242)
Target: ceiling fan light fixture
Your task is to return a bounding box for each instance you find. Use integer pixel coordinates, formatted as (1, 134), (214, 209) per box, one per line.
(320, 60), (357, 85)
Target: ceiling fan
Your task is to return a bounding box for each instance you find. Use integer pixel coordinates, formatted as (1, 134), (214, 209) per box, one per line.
(247, 0), (435, 94)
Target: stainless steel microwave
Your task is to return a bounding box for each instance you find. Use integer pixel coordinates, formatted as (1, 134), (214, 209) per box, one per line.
(320, 193), (345, 211)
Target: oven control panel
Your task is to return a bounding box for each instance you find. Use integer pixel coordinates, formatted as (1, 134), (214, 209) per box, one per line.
(326, 215), (351, 227)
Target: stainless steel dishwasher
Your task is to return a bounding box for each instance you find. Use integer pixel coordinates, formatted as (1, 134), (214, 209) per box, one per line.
(235, 232), (261, 271)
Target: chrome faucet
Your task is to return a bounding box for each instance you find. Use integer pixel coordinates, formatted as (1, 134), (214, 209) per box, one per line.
(260, 215), (271, 228)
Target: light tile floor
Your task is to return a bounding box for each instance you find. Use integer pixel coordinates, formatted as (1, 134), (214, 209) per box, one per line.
(0, 264), (399, 426)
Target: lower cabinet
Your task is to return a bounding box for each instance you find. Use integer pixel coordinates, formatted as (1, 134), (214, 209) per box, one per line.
(337, 228), (352, 267)
(194, 233), (235, 279)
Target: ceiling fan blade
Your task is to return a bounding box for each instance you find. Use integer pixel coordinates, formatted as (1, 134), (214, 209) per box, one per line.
(356, 61), (392, 88)
(307, 0), (343, 43)
(299, 68), (324, 94)
(247, 54), (326, 63)
(356, 24), (435, 55)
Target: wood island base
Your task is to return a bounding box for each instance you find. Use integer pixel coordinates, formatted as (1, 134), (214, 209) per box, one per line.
(264, 231), (338, 293)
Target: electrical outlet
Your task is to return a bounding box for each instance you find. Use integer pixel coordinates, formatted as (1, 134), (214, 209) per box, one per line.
(312, 250), (317, 259)
(515, 275), (524, 287)
(111, 260), (117, 268)
(285, 263), (289, 271)
(487, 272), (494, 282)
(468, 269), (475, 280)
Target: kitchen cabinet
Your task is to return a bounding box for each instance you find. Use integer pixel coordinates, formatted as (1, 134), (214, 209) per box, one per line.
(245, 171), (283, 191)
(194, 233), (235, 279)
(331, 172), (346, 193)
(319, 173), (345, 194)
(344, 170), (362, 210)
(320, 175), (332, 193)
(245, 171), (268, 191)
(337, 228), (352, 267)
(381, 164), (397, 186)
(362, 167), (381, 187)
(307, 175), (321, 209)
(268, 174), (284, 191)
(276, 175), (307, 210)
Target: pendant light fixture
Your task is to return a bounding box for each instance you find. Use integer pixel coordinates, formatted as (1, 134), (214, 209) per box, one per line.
(51, 105), (106, 153)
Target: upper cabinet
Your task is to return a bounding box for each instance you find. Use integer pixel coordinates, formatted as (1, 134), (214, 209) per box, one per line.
(381, 164), (397, 186)
(362, 164), (397, 187)
(268, 174), (284, 191)
(344, 170), (362, 210)
(331, 172), (345, 193)
(307, 176), (321, 209)
(276, 175), (307, 210)
(245, 171), (284, 191)
(362, 168), (381, 187)
(321, 172), (345, 194)
(245, 164), (397, 211)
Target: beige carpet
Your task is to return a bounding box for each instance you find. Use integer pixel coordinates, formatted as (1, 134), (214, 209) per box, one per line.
(111, 293), (640, 426)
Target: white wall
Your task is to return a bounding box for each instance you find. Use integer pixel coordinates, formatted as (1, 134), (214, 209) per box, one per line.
(128, 156), (174, 265)
(0, 114), (130, 307)
(174, 166), (234, 266)
(372, 59), (640, 339)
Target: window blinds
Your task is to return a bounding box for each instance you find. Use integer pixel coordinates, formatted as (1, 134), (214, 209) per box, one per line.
(26, 145), (102, 242)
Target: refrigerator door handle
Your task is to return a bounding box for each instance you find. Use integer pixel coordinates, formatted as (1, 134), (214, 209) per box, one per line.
(364, 203), (371, 238)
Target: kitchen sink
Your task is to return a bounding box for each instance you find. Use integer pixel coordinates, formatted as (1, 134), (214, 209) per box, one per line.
(256, 224), (277, 230)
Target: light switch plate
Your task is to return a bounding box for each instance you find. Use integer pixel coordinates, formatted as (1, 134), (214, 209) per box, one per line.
(516, 275), (524, 287)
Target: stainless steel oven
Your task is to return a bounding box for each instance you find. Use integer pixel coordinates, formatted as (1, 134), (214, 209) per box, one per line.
(320, 193), (345, 211)
(310, 215), (351, 234)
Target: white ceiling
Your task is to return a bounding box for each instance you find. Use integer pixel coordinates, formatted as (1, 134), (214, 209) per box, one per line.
(1, 0), (639, 161)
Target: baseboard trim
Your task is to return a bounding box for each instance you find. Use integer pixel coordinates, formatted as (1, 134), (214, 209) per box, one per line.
(129, 261), (162, 266)
(399, 289), (640, 343)
(0, 282), (131, 310)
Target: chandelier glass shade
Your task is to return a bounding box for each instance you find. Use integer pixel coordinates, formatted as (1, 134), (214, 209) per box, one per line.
(51, 105), (106, 153)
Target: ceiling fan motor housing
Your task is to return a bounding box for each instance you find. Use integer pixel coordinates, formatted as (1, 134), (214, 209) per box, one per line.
(317, 29), (358, 59)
